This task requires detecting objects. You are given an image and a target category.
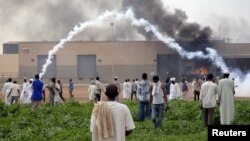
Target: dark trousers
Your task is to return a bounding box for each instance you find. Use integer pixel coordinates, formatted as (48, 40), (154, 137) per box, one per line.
(95, 94), (101, 101)
(49, 94), (54, 106)
(203, 108), (215, 126)
(194, 90), (200, 101)
(59, 92), (65, 102)
(43, 90), (45, 102)
(139, 101), (150, 121)
(11, 96), (19, 104)
(131, 91), (137, 101)
(69, 89), (74, 98)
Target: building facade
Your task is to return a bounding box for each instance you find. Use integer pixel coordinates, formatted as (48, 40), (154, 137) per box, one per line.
(2, 41), (250, 83)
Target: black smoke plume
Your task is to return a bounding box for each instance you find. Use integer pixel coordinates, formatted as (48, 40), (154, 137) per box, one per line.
(122, 0), (213, 50)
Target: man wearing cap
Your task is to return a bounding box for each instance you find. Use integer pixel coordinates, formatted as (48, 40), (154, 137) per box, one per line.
(218, 71), (235, 125)
(169, 77), (181, 100)
(113, 76), (121, 101)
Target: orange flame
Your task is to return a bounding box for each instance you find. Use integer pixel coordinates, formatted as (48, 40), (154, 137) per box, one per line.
(193, 67), (208, 75)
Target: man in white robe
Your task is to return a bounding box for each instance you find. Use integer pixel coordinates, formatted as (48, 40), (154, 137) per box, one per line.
(27, 79), (33, 104)
(88, 80), (97, 102)
(20, 78), (29, 104)
(123, 79), (130, 99)
(169, 77), (181, 100)
(1, 78), (13, 106)
(218, 71), (234, 125)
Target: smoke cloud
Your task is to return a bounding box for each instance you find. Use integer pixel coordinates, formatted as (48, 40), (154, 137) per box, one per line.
(40, 7), (228, 78)
(0, 0), (145, 53)
(122, 0), (212, 44)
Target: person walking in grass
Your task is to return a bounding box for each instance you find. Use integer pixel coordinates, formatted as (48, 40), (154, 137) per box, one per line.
(88, 80), (97, 102)
(113, 76), (121, 101)
(169, 77), (181, 100)
(218, 71), (235, 125)
(31, 74), (44, 111)
(90, 84), (135, 141)
(20, 78), (29, 103)
(200, 73), (218, 126)
(47, 78), (58, 106)
(150, 75), (167, 128)
(57, 80), (65, 102)
(10, 81), (20, 104)
(137, 73), (151, 121)
(94, 76), (104, 101)
(2, 78), (14, 106)
(131, 79), (138, 101)
(181, 78), (189, 100)
(192, 77), (202, 101)
(69, 78), (74, 98)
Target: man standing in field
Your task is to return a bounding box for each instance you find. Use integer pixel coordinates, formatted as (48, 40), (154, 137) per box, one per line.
(137, 73), (151, 121)
(192, 77), (202, 101)
(150, 75), (167, 128)
(88, 80), (97, 102)
(200, 73), (218, 126)
(57, 80), (65, 102)
(169, 77), (181, 100)
(47, 78), (58, 106)
(90, 84), (135, 141)
(69, 78), (74, 99)
(20, 78), (29, 104)
(131, 79), (138, 101)
(1, 78), (13, 106)
(31, 74), (44, 111)
(94, 77), (104, 101)
(113, 76), (121, 101)
(218, 71), (235, 125)
(181, 78), (189, 100)
(10, 81), (21, 104)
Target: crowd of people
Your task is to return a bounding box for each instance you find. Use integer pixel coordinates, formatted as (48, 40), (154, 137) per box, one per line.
(1, 71), (236, 141)
(1, 75), (75, 110)
(89, 71), (236, 141)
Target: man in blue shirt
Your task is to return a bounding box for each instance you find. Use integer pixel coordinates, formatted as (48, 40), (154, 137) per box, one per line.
(69, 78), (74, 98)
(137, 73), (150, 121)
(31, 74), (44, 111)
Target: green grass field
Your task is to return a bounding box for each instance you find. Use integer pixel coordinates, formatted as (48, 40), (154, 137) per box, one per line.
(0, 100), (250, 141)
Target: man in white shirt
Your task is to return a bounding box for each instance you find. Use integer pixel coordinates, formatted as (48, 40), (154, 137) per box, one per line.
(150, 75), (167, 128)
(200, 73), (218, 126)
(88, 80), (97, 102)
(90, 84), (135, 141)
(1, 78), (14, 106)
(11, 81), (21, 104)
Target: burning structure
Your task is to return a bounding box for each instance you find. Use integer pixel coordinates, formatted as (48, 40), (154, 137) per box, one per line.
(2, 40), (250, 83)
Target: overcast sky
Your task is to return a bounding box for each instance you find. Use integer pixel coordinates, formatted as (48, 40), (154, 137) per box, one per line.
(1, 0), (250, 54)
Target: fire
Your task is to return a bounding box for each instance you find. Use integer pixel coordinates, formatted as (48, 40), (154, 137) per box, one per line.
(193, 66), (208, 75)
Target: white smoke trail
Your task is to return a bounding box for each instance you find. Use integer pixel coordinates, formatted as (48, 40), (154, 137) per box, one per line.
(40, 8), (249, 97)
(117, 8), (229, 72)
(118, 8), (248, 97)
(39, 10), (118, 78)
(230, 69), (250, 97)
